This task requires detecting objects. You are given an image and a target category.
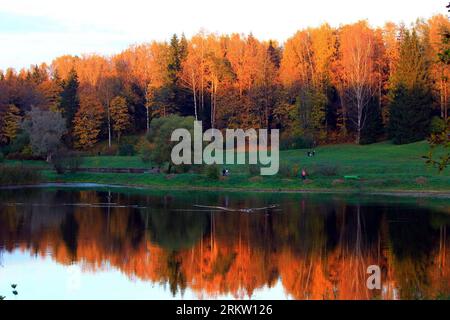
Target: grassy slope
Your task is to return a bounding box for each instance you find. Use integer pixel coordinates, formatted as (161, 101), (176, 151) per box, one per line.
(29, 140), (449, 193)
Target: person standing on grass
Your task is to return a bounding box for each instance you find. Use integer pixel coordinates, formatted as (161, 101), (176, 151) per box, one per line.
(301, 168), (307, 180)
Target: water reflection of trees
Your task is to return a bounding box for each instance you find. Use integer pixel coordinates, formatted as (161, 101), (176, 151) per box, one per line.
(0, 189), (449, 300)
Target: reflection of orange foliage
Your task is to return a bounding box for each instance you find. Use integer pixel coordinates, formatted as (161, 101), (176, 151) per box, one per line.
(0, 193), (449, 300)
(180, 233), (278, 299)
(277, 247), (380, 300)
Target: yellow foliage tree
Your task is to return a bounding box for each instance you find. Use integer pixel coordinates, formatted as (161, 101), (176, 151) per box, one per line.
(110, 96), (130, 143)
(0, 104), (21, 144)
(73, 94), (104, 149)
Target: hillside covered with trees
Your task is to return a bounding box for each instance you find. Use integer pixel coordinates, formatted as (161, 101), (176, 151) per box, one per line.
(0, 16), (449, 161)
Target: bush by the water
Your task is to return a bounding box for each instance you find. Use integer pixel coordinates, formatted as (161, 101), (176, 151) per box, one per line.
(248, 164), (260, 176)
(52, 150), (83, 174)
(0, 166), (41, 185)
(205, 165), (220, 180)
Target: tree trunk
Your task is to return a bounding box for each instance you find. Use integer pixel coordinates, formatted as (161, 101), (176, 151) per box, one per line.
(441, 78), (445, 119)
(145, 87), (150, 134)
(107, 104), (112, 148)
(192, 71), (198, 121)
(146, 106), (150, 132)
(444, 81), (448, 121)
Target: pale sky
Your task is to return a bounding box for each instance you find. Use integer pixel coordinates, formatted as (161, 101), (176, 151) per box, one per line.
(0, 0), (447, 71)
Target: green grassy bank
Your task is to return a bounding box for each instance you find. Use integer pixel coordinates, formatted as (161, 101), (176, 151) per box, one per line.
(3, 140), (448, 194)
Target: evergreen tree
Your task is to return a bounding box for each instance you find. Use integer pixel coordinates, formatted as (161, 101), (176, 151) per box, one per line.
(388, 30), (434, 144)
(60, 69), (79, 131)
(360, 97), (384, 144)
(168, 34), (182, 84)
(267, 40), (281, 69)
(166, 34), (191, 116)
(389, 85), (433, 144)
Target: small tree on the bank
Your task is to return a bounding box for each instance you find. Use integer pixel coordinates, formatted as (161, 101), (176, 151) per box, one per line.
(110, 96), (130, 143)
(22, 107), (67, 161)
(146, 115), (195, 173)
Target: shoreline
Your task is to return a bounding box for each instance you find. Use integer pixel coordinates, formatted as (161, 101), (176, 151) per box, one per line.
(2, 182), (450, 198)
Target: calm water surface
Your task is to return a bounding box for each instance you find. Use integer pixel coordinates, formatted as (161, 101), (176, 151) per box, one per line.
(0, 186), (449, 300)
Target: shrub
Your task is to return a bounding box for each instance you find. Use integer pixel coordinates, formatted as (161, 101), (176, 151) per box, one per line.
(332, 179), (345, 186)
(292, 164), (300, 177)
(6, 145), (41, 160)
(415, 176), (428, 185)
(430, 116), (446, 134)
(280, 135), (314, 151)
(190, 164), (205, 174)
(248, 164), (260, 176)
(313, 163), (340, 177)
(52, 150), (83, 174)
(140, 145), (152, 164)
(121, 135), (139, 146)
(0, 152), (4, 163)
(20, 145), (34, 159)
(102, 145), (119, 156)
(173, 164), (192, 174)
(205, 165), (220, 180)
(0, 165), (41, 185)
(8, 132), (30, 154)
(118, 143), (135, 156)
(278, 163), (294, 178)
(146, 115), (195, 170)
(249, 176), (263, 183)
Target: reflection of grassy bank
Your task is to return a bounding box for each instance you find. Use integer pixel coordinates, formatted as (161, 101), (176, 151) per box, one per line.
(3, 140), (450, 193)
(0, 166), (41, 185)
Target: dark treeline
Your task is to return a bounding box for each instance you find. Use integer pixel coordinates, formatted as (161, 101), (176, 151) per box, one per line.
(0, 16), (449, 157)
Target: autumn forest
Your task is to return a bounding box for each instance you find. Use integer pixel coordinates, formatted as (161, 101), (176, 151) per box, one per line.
(1, 15), (450, 154)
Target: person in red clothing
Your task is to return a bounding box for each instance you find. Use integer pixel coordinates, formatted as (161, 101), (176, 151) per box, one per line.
(301, 168), (307, 180)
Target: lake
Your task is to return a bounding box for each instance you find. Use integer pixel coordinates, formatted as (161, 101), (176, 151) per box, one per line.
(0, 185), (449, 300)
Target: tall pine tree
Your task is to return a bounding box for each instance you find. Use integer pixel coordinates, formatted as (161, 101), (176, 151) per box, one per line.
(60, 69), (79, 132)
(164, 34), (190, 116)
(388, 29), (433, 144)
(361, 96), (384, 144)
